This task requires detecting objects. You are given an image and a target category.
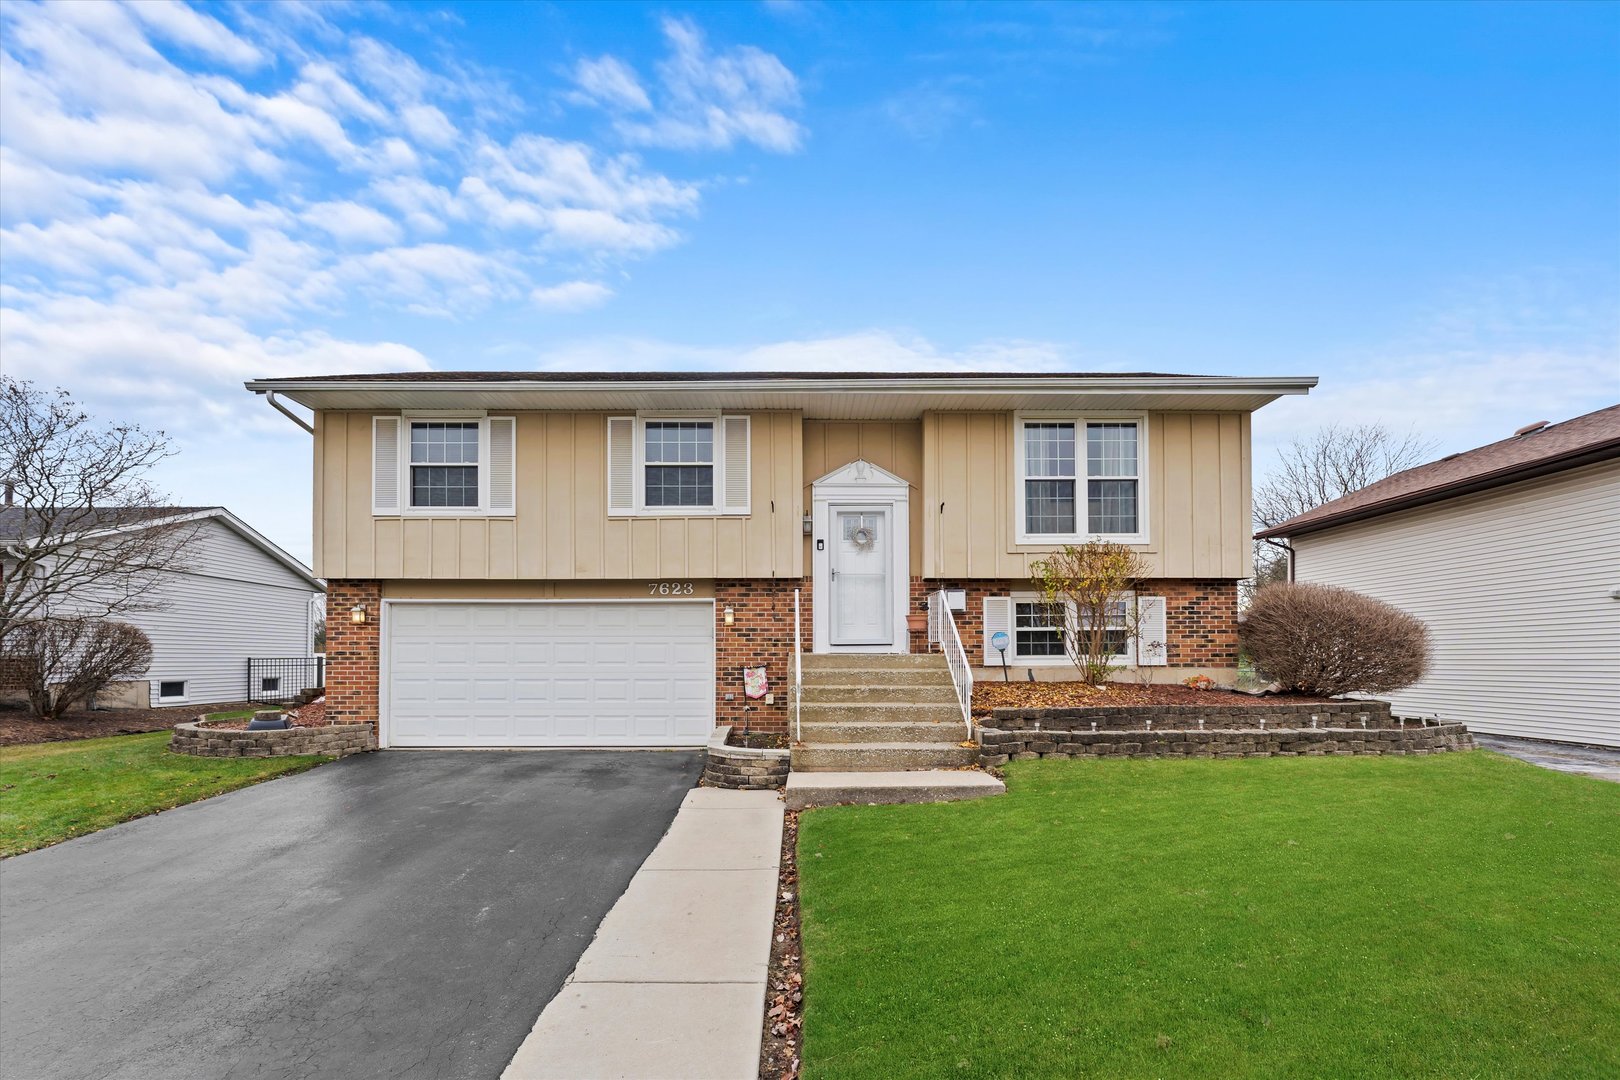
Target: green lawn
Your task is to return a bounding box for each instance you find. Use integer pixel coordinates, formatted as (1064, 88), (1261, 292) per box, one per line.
(799, 753), (1620, 1079)
(0, 732), (331, 857)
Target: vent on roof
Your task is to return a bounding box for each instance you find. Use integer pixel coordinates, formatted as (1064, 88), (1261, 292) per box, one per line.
(1513, 420), (1551, 436)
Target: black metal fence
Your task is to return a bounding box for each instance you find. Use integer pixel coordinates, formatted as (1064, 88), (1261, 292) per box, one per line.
(248, 657), (325, 704)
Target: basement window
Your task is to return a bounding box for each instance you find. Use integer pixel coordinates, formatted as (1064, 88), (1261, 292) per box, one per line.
(157, 680), (188, 703)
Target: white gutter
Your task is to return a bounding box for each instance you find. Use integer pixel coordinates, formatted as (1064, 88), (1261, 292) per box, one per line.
(245, 374), (1319, 397)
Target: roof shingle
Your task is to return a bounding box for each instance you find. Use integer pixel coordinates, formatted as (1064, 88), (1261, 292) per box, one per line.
(1256, 405), (1620, 538)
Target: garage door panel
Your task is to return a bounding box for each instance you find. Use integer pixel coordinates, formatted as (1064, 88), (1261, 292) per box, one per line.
(386, 601), (714, 747)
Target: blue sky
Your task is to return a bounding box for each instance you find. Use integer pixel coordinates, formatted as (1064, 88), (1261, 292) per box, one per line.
(1, 0), (1616, 564)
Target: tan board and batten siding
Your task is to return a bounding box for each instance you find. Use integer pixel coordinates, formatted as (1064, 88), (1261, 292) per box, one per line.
(1292, 461), (1620, 747)
(802, 420), (925, 574)
(315, 411), (803, 580)
(315, 409), (1251, 583)
(921, 412), (1252, 579)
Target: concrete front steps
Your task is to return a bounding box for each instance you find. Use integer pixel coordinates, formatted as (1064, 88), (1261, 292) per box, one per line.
(792, 652), (979, 774)
(788, 653), (1007, 807)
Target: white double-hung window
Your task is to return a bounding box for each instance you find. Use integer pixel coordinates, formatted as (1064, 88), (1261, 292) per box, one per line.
(984, 591), (1167, 668)
(370, 413), (516, 517)
(643, 420), (716, 508)
(1016, 415), (1145, 542)
(409, 421), (480, 509)
(607, 414), (752, 516)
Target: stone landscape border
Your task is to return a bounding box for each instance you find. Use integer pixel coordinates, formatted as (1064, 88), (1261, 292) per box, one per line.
(170, 718), (377, 759)
(978, 722), (1473, 765)
(702, 725), (790, 789)
(989, 699), (1397, 731)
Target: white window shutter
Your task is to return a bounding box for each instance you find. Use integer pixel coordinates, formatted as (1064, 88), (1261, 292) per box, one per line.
(721, 415), (751, 514)
(607, 416), (635, 514)
(372, 416), (401, 515)
(983, 596), (1013, 666)
(486, 416), (515, 514)
(1136, 595), (1168, 666)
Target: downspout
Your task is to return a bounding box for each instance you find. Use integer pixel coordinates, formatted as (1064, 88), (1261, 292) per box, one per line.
(1262, 537), (1295, 582)
(260, 391), (314, 435)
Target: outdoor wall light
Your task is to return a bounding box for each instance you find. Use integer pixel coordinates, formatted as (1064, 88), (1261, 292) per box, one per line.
(723, 607), (735, 625)
(350, 605), (367, 624)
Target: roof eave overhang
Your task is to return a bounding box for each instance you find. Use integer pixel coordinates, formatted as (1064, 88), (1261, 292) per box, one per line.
(1256, 440), (1620, 541)
(244, 375), (1319, 418)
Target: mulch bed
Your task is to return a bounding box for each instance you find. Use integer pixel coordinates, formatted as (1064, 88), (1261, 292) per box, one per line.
(202, 698), (331, 731)
(0, 699), (259, 747)
(730, 730), (789, 750)
(760, 808), (802, 1080)
(972, 680), (1337, 717)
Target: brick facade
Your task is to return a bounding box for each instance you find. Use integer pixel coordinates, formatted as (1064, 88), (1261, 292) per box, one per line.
(912, 577), (1240, 671)
(714, 578), (807, 735)
(324, 579), (381, 730)
(322, 574), (1239, 740)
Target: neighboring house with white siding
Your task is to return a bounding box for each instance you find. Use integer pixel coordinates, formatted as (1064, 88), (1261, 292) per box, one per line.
(0, 506), (323, 708)
(1257, 405), (1620, 748)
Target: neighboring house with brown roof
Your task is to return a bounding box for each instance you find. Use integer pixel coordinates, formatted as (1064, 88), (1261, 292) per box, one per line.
(246, 370), (1315, 750)
(1258, 405), (1620, 747)
(0, 506), (324, 708)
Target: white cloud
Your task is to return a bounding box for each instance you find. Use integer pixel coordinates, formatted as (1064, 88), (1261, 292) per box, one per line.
(531, 280), (615, 312)
(524, 329), (1076, 373)
(122, 0), (265, 69)
(881, 79), (980, 144)
(570, 55), (651, 112)
(1257, 346), (1619, 463)
(302, 199), (402, 245)
(569, 16), (805, 153)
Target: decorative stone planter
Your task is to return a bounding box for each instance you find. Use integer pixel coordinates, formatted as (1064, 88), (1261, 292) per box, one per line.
(170, 718), (377, 759)
(702, 726), (790, 790)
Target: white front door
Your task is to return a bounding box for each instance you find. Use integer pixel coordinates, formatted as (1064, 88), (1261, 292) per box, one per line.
(829, 506), (892, 646)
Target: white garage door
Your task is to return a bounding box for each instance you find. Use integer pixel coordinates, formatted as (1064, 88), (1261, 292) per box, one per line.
(384, 601), (714, 747)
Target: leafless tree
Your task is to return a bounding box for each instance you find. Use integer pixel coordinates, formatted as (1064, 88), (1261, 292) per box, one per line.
(1030, 541), (1151, 686)
(1251, 423), (1436, 589)
(0, 378), (201, 648)
(11, 618), (154, 719)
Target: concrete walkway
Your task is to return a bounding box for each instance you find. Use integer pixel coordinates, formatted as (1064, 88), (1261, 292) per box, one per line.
(1475, 734), (1620, 783)
(503, 787), (784, 1080)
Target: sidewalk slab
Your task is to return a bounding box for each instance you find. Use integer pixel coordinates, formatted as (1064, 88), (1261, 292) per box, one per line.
(503, 786), (784, 1080)
(639, 807), (783, 871)
(501, 982), (763, 1080)
(681, 787), (783, 809)
(570, 867), (776, 983)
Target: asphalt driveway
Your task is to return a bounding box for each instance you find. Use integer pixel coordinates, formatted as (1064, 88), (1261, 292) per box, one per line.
(0, 749), (703, 1080)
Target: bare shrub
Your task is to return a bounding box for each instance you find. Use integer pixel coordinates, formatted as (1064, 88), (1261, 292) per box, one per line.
(1241, 583), (1429, 697)
(11, 618), (154, 719)
(1030, 541), (1150, 686)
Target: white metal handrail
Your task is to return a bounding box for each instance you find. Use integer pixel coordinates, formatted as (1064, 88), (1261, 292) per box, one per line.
(928, 590), (973, 738)
(792, 588), (803, 743)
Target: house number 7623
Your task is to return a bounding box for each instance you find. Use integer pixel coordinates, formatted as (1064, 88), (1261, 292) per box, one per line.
(647, 581), (695, 595)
